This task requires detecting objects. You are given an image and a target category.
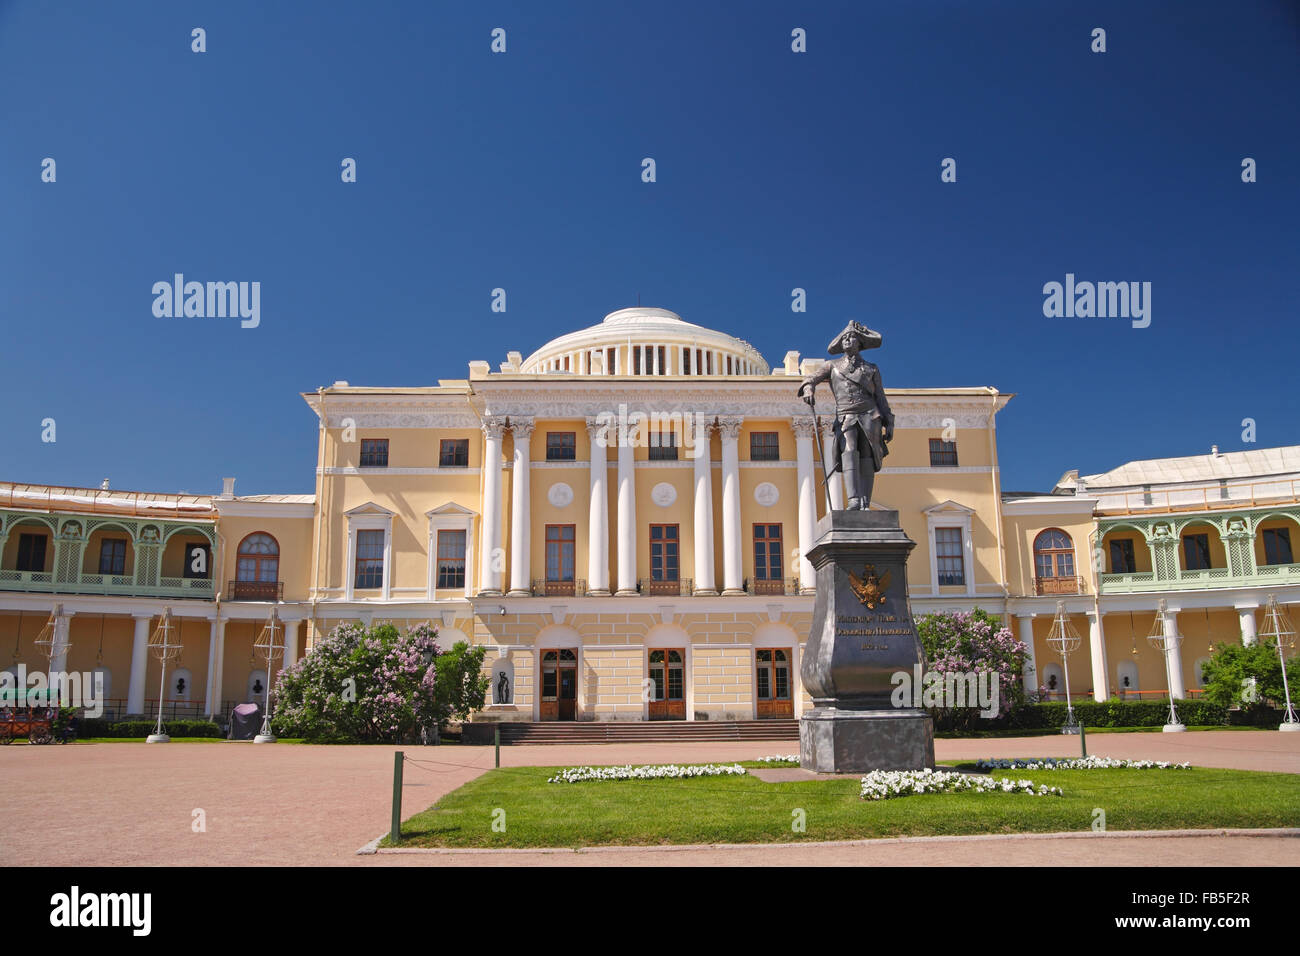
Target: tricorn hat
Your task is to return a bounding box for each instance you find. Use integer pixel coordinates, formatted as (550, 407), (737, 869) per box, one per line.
(827, 321), (882, 354)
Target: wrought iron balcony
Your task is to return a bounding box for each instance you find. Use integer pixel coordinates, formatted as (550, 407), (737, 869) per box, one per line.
(746, 577), (800, 596)
(639, 577), (693, 597)
(1033, 575), (1085, 596)
(227, 579), (284, 602)
(530, 578), (584, 597)
(0, 567), (213, 600)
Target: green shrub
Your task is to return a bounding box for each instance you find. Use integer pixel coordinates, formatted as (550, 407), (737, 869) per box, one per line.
(1007, 699), (1227, 729)
(76, 718), (223, 738)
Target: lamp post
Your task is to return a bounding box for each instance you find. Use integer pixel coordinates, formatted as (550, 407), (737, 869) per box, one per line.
(1260, 595), (1298, 732)
(1044, 602), (1082, 734)
(147, 608), (182, 743)
(1147, 599), (1185, 733)
(253, 607), (284, 744)
(32, 604), (69, 710)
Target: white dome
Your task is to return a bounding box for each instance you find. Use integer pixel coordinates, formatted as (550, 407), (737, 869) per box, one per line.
(519, 308), (769, 377)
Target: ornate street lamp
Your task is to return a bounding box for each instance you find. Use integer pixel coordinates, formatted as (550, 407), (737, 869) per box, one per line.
(32, 604), (69, 709)
(1147, 599), (1185, 733)
(252, 607), (284, 744)
(1044, 602), (1082, 734)
(147, 608), (182, 743)
(1260, 595), (1298, 732)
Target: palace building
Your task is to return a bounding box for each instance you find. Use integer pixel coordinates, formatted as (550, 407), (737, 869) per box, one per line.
(2, 307), (1297, 723)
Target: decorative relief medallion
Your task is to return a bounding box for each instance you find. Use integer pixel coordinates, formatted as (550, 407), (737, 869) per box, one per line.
(548, 482), (574, 508)
(651, 482), (677, 507)
(754, 482), (780, 507)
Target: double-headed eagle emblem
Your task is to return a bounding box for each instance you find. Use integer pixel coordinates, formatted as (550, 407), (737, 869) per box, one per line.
(848, 564), (891, 609)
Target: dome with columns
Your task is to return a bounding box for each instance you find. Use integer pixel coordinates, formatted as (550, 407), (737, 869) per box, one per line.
(518, 307), (770, 376)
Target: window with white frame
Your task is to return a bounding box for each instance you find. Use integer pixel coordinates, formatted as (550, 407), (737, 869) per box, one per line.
(934, 527), (965, 586)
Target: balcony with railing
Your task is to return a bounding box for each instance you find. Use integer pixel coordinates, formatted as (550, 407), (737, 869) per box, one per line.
(746, 577), (800, 596)
(1032, 575), (1085, 596)
(639, 577), (694, 597)
(227, 579), (284, 602)
(530, 578), (585, 597)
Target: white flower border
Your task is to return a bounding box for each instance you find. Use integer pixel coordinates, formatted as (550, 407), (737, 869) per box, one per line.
(548, 763), (747, 784)
(754, 755), (800, 764)
(976, 757), (1192, 771)
(860, 768), (1063, 801)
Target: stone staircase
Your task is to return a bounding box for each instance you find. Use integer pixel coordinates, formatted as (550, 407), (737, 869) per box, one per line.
(472, 719), (800, 745)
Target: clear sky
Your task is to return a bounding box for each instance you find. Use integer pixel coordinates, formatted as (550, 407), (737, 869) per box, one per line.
(2, 0), (1297, 496)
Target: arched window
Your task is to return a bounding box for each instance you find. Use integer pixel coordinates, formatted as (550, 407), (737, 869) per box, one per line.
(236, 533), (279, 583)
(1034, 529), (1075, 579)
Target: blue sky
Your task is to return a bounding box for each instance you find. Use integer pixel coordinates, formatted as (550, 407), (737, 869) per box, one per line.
(2, 0), (1297, 496)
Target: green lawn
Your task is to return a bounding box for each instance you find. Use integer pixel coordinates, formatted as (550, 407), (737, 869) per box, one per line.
(385, 762), (1300, 848)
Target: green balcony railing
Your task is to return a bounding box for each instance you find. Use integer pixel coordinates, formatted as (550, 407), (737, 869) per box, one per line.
(1099, 564), (1300, 594)
(0, 567), (214, 600)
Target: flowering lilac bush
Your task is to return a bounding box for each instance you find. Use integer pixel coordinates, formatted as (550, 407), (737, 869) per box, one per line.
(915, 608), (1027, 731)
(271, 621), (441, 743)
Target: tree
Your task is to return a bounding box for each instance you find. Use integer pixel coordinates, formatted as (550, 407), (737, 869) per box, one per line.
(271, 621), (440, 743)
(914, 608), (1027, 730)
(433, 641), (490, 723)
(1199, 640), (1300, 719)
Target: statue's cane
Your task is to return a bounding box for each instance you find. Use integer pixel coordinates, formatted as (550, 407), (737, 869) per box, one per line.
(806, 390), (835, 513)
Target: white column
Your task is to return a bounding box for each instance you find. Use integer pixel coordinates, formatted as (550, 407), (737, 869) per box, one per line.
(793, 419), (817, 593)
(718, 417), (744, 594)
(615, 419), (637, 595)
(1237, 605), (1258, 646)
(478, 417), (506, 595)
(284, 619), (300, 668)
(204, 617), (225, 716)
(508, 420), (534, 595)
(1017, 614), (1039, 694)
(127, 613), (152, 714)
(693, 416), (717, 595)
(1087, 611), (1109, 702)
(1163, 609), (1186, 699)
(586, 418), (610, 595)
(821, 421), (845, 510)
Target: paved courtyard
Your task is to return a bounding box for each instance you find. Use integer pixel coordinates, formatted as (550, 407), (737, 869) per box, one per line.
(2, 731), (1297, 867)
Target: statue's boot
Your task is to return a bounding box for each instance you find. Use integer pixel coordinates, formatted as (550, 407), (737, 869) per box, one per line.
(842, 456), (861, 509)
(859, 467), (875, 509)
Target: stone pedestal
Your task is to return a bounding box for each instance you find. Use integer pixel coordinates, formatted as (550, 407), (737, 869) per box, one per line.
(799, 510), (935, 772)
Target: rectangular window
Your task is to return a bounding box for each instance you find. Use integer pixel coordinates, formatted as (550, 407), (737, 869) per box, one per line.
(360, 438), (389, 467)
(354, 529), (385, 589)
(1263, 528), (1294, 566)
(439, 438), (469, 467)
(750, 431), (780, 461)
(606, 347), (616, 374)
(753, 524), (784, 581)
(15, 533), (47, 573)
(650, 524), (679, 582)
(545, 524), (575, 581)
(681, 346), (691, 375)
(546, 432), (576, 461)
(935, 528), (965, 586)
(929, 439), (959, 467)
(436, 530), (466, 588)
(98, 538), (127, 576)
(648, 428), (678, 460)
(632, 346), (642, 375)
(1183, 533), (1212, 571)
(1109, 539), (1136, 574)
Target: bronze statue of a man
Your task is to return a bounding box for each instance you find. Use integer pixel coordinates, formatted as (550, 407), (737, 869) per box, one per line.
(797, 321), (894, 510)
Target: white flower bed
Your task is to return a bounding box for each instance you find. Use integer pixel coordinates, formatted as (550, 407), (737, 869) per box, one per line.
(976, 757), (1191, 771)
(860, 768), (1062, 801)
(754, 755), (800, 764)
(548, 763), (747, 784)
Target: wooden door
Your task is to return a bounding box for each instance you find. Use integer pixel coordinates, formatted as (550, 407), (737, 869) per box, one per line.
(755, 648), (794, 719)
(540, 649), (578, 722)
(648, 649), (686, 720)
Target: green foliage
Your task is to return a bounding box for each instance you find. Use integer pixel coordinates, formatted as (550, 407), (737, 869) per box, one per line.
(1008, 699), (1227, 729)
(271, 621), (455, 743)
(1199, 640), (1300, 718)
(77, 718), (223, 738)
(434, 641), (490, 723)
(915, 608), (1027, 730)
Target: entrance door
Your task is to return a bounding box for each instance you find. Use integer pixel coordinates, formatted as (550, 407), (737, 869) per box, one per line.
(647, 649), (686, 720)
(755, 648), (794, 718)
(540, 649), (578, 721)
